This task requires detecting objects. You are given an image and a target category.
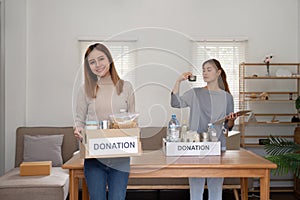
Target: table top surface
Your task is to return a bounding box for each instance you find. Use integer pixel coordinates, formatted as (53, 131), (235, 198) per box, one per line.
(62, 148), (277, 170)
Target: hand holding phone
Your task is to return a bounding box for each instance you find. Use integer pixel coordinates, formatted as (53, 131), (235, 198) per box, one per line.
(235, 110), (251, 116)
(188, 75), (197, 82)
(213, 110), (251, 125)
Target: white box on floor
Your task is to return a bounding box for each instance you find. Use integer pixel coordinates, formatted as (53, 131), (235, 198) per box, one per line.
(163, 138), (221, 156)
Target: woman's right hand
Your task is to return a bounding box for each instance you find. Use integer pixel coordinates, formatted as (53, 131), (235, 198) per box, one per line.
(172, 72), (193, 94)
(177, 72), (193, 82)
(74, 126), (83, 142)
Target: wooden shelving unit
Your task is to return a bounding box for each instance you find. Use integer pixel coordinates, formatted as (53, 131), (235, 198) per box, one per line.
(239, 62), (300, 147)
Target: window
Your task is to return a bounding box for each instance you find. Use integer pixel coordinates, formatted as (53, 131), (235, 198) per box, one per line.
(79, 40), (137, 85)
(191, 40), (247, 112)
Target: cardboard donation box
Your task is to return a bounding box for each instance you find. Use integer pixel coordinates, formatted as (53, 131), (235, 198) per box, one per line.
(80, 128), (141, 159)
(20, 161), (52, 176)
(163, 138), (221, 156)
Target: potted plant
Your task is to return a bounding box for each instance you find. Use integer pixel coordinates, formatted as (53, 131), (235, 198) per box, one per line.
(264, 136), (300, 178)
(264, 95), (300, 198)
(264, 136), (300, 198)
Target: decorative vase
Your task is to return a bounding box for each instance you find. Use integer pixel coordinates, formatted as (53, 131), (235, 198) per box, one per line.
(266, 62), (270, 76)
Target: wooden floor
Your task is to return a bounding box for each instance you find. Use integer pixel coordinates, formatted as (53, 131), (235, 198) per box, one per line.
(249, 192), (298, 200)
(76, 190), (299, 200)
(125, 190), (299, 200)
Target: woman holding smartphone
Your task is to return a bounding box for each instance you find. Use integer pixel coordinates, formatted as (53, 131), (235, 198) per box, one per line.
(171, 59), (238, 200)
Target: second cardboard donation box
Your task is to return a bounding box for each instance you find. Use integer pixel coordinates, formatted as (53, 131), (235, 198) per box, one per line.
(80, 128), (141, 159)
(163, 138), (221, 156)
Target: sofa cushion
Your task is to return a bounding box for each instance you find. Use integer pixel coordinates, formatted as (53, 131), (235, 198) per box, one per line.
(15, 127), (78, 167)
(0, 167), (69, 200)
(23, 134), (64, 167)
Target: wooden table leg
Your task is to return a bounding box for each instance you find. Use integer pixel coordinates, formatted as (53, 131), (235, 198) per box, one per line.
(240, 178), (248, 200)
(82, 178), (89, 200)
(69, 170), (79, 200)
(260, 170), (270, 200)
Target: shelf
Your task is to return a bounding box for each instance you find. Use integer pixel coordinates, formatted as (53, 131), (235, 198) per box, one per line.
(249, 113), (297, 116)
(240, 91), (298, 94)
(239, 62), (300, 148)
(244, 76), (300, 79)
(243, 144), (265, 147)
(241, 100), (294, 102)
(240, 63), (300, 66)
(242, 135), (294, 138)
(243, 122), (300, 125)
(244, 143), (293, 147)
(240, 91), (296, 102)
(250, 187), (294, 193)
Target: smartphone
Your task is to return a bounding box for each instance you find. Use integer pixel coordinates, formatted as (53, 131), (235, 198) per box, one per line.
(235, 110), (251, 116)
(188, 75), (197, 82)
(213, 110), (251, 125)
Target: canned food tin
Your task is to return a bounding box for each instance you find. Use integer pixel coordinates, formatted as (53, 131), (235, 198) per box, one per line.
(100, 120), (111, 129)
(85, 121), (99, 130)
(200, 132), (210, 142)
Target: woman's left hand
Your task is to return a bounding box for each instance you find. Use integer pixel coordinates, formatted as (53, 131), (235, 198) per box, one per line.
(225, 112), (238, 121)
(225, 112), (238, 130)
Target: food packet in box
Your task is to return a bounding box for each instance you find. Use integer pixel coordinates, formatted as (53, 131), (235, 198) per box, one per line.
(109, 112), (139, 129)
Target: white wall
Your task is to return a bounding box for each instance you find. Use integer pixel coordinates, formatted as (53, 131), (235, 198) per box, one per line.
(4, 0), (27, 172)
(0, 0), (5, 176)
(3, 0), (299, 171)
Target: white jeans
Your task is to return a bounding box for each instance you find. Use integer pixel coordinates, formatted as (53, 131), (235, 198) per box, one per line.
(189, 177), (224, 200)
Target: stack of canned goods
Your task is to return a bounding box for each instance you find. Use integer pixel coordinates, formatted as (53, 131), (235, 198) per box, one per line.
(100, 120), (111, 129)
(85, 120), (111, 130)
(85, 121), (99, 130)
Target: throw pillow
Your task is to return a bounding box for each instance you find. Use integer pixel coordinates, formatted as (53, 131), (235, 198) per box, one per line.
(23, 134), (64, 167)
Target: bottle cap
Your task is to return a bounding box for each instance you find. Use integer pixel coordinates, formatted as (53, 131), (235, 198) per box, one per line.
(120, 108), (127, 113)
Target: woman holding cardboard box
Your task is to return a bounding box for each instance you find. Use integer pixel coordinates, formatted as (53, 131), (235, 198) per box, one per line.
(171, 59), (238, 200)
(74, 43), (135, 200)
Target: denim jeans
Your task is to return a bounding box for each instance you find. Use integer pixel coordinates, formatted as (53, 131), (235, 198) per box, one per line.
(84, 158), (129, 200)
(189, 177), (224, 200)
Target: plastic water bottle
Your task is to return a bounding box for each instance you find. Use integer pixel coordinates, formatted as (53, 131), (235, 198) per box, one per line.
(181, 120), (188, 142)
(208, 123), (218, 142)
(167, 114), (180, 142)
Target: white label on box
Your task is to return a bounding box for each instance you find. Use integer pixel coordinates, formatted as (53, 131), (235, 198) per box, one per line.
(165, 141), (221, 156)
(88, 136), (138, 156)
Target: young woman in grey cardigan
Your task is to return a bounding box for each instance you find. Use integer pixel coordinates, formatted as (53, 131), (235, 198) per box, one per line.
(171, 59), (237, 200)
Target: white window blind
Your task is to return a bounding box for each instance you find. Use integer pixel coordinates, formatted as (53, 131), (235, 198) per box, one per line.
(191, 41), (247, 112)
(79, 41), (136, 85)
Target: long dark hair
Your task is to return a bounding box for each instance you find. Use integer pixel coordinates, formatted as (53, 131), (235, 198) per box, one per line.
(83, 43), (124, 98)
(202, 59), (230, 94)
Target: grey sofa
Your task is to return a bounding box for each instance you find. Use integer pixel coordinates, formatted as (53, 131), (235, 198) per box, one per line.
(0, 127), (78, 200)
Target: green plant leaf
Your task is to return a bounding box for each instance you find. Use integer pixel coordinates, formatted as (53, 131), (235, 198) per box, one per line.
(264, 135), (300, 156)
(266, 153), (300, 178)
